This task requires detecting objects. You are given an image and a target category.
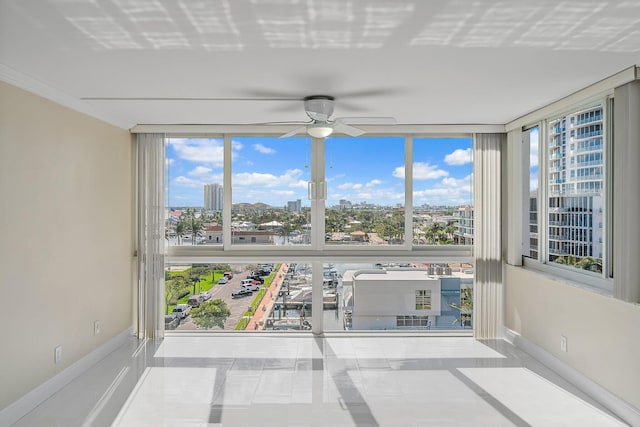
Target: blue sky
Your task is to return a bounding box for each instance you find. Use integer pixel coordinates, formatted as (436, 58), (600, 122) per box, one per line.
(529, 127), (539, 192)
(166, 136), (473, 207)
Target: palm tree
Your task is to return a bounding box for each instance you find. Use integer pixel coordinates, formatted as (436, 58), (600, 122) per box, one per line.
(190, 218), (204, 245)
(450, 287), (473, 327)
(175, 221), (186, 245)
(425, 223), (443, 244)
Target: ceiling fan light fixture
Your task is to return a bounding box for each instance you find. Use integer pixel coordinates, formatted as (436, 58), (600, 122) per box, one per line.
(306, 122), (333, 138)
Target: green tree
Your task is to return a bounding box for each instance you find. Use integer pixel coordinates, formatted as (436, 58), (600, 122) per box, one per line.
(424, 223), (443, 244)
(191, 299), (231, 329)
(189, 218), (204, 245)
(450, 287), (473, 327)
(175, 221), (187, 245)
(576, 256), (600, 271)
(165, 278), (186, 314)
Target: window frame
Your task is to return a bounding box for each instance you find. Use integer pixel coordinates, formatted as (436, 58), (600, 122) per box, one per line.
(521, 97), (614, 293)
(166, 130), (476, 259)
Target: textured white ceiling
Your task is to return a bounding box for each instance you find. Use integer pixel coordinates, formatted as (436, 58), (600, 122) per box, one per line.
(1, 0), (639, 129)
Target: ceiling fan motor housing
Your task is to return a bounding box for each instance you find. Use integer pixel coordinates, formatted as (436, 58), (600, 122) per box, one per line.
(304, 95), (335, 121)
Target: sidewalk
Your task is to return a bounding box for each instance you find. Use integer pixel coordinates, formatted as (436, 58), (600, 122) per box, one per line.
(246, 263), (287, 330)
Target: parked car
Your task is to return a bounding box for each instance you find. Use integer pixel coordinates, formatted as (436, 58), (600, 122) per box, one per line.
(217, 277), (229, 285)
(172, 304), (191, 318)
(248, 274), (264, 283)
(231, 288), (252, 298)
(188, 294), (204, 307)
(223, 271), (234, 279)
(257, 269), (272, 277)
(240, 282), (260, 292)
(164, 314), (180, 330)
(200, 290), (212, 301)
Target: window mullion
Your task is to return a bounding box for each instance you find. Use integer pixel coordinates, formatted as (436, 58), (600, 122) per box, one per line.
(312, 136), (325, 250)
(539, 120), (549, 264)
(223, 134), (232, 250)
(404, 135), (413, 249)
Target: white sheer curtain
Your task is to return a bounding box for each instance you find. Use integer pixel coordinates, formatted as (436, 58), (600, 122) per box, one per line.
(136, 133), (165, 339)
(474, 133), (504, 338)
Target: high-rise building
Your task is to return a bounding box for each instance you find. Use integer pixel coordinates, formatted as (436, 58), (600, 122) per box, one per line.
(530, 105), (604, 265)
(339, 199), (352, 210)
(453, 205), (474, 245)
(287, 199), (302, 212)
(204, 183), (223, 211)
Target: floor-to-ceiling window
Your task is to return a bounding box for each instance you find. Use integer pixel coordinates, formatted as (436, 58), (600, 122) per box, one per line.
(165, 132), (475, 332)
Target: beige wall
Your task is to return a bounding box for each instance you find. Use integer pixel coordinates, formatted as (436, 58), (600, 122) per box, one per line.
(0, 81), (133, 409)
(505, 265), (640, 409)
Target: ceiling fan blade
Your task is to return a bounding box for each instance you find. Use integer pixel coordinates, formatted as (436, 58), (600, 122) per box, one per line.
(333, 122), (365, 137)
(335, 117), (397, 125)
(280, 126), (307, 138)
(81, 97), (299, 101)
(251, 121), (309, 126)
(335, 88), (405, 99)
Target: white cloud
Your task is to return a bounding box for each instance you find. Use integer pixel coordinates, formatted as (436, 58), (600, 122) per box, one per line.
(174, 168), (223, 188)
(530, 138), (539, 167)
(394, 162), (449, 180)
(166, 158), (175, 167)
(233, 169), (306, 188)
(174, 176), (203, 188)
(169, 138), (224, 166)
(232, 140), (243, 151)
(413, 173), (473, 206)
(444, 148), (473, 165)
(367, 179), (382, 186)
(338, 182), (363, 190)
(530, 172), (538, 193)
(189, 166), (212, 176)
(253, 143), (276, 154)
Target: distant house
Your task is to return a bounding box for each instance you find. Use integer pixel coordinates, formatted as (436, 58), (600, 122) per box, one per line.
(351, 230), (366, 242)
(232, 230), (275, 244)
(205, 225), (276, 244)
(204, 225), (223, 244)
(259, 220), (282, 229)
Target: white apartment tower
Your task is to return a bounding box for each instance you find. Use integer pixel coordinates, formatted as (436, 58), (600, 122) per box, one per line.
(204, 183), (224, 212)
(542, 105), (604, 265)
(287, 199), (302, 212)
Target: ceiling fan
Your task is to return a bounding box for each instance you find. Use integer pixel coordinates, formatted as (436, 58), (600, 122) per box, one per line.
(276, 95), (396, 138)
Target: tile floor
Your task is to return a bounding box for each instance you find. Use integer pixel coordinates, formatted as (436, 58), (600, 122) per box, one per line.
(12, 335), (626, 426)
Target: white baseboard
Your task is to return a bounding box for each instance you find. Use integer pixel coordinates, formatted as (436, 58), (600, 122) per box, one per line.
(0, 326), (134, 426)
(504, 327), (640, 427)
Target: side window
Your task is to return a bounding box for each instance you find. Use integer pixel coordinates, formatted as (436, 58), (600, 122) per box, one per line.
(546, 105), (605, 274)
(524, 127), (539, 260)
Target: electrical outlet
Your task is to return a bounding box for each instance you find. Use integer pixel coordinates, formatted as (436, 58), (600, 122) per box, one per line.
(94, 320), (101, 335)
(54, 346), (62, 364)
(560, 335), (567, 352)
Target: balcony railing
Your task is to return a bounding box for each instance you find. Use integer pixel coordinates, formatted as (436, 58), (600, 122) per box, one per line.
(575, 115), (602, 126)
(575, 130), (602, 139)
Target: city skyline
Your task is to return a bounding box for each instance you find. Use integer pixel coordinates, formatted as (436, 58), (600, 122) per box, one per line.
(166, 136), (473, 208)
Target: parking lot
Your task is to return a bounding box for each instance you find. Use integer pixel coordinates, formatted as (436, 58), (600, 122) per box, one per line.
(172, 266), (271, 331)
